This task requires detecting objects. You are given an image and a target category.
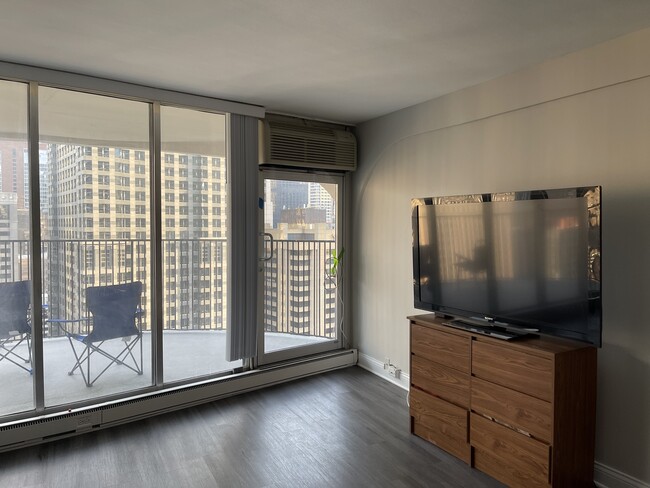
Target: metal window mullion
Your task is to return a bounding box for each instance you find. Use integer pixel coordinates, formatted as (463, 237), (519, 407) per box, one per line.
(340, 174), (349, 348)
(150, 102), (164, 386)
(190, 240), (194, 329)
(28, 82), (45, 411)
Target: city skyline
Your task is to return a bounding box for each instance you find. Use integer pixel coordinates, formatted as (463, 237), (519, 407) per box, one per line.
(0, 138), (337, 340)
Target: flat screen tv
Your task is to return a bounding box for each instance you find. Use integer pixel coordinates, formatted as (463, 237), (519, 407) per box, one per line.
(412, 186), (601, 346)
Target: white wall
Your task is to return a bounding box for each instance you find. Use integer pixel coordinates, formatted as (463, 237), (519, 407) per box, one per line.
(353, 27), (650, 485)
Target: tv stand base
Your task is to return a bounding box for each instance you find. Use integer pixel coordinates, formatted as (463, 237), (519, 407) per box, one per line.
(409, 313), (597, 487)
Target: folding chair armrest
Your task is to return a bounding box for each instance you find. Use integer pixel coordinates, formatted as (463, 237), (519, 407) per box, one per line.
(47, 318), (89, 324)
(46, 318), (90, 336)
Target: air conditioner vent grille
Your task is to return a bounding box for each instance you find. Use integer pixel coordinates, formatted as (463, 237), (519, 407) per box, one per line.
(261, 120), (356, 171)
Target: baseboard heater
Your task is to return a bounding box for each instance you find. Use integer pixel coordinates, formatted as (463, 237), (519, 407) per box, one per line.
(0, 349), (357, 452)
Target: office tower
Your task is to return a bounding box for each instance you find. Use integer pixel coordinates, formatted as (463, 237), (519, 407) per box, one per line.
(268, 179), (308, 229)
(0, 141), (43, 283)
(0, 192), (18, 283)
(307, 182), (335, 225)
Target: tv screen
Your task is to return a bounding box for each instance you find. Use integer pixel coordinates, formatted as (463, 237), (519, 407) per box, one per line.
(412, 186), (601, 346)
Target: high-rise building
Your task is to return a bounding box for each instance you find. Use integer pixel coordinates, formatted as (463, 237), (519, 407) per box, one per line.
(45, 144), (228, 331)
(307, 182), (335, 225)
(0, 141), (31, 240)
(0, 192), (18, 283)
(159, 152), (228, 330)
(2, 140), (333, 340)
(263, 205), (337, 339)
(0, 141), (38, 281)
(268, 180), (308, 229)
(0, 141), (49, 211)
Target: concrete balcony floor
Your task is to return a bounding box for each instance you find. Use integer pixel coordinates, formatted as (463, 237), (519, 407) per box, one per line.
(0, 331), (329, 418)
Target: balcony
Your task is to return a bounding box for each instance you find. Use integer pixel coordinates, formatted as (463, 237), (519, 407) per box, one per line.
(0, 238), (336, 337)
(0, 239), (337, 418)
(0, 329), (329, 418)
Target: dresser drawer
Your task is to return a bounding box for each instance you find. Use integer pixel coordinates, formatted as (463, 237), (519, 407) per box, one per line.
(471, 413), (550, 488)
(471, 376), (552, 443)
(411, 324), (470, 373)
(410, 388), (470, 463)
(412, 354), (469, 408)
(472, 341), (552, 401)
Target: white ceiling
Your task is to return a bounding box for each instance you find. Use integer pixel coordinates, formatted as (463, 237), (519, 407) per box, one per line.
(2, 0), (650, 124)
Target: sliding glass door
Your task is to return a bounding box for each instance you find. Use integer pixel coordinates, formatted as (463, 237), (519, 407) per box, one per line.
(258, 170), (344, 364)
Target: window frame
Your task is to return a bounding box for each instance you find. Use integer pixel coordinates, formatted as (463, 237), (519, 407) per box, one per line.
(0, 63), (262, 424)
(256, 168), (346, 366)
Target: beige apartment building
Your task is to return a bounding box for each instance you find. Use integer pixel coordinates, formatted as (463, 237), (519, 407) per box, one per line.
(1, 139), (336, 339)
(263, 205), (337, 339)
(45, 144), (228, 332)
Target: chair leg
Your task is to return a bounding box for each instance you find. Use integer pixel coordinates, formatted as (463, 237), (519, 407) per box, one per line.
(67, 336), (92, 387)
(87, 340), (91, 387)
(26, 333), (32, 366)
(67, 336), (142, 387)
(0, 336), (33, 374)
(139, 331), (143, 375)
(117, 335), (143, 375)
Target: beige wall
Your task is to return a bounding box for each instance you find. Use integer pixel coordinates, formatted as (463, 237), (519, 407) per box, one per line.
(353, 27), (650, 483)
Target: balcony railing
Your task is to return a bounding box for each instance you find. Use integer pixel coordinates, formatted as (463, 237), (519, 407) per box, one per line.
(0, 238), (337, 340)
(263, 239), (337, 340)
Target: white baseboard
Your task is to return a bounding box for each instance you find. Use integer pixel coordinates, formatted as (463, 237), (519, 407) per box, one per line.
(0, 349), (358, 452)
(357, 352), (409, 390)
(595, 462), (649, 488)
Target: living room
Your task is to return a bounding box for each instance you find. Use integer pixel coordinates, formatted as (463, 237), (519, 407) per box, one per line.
(1, 2), (650, 487)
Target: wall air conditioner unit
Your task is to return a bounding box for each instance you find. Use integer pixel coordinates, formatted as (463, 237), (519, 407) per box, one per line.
(259, 117), (357, 171)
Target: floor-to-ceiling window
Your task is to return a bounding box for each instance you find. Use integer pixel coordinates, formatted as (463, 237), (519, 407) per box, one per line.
(0, 77), (241, 418)
(160, 106), (240, 382)
(0, 68), (348, 427)
(0, 80), (33, 417)
(39, 87), (153, 405)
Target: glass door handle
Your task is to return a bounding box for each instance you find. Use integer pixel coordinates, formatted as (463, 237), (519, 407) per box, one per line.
(259, 232), (274, 261)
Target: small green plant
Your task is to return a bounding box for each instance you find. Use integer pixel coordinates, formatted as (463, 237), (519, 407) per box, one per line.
(326, 247), (348, 348)
(328, 248), (345, 278)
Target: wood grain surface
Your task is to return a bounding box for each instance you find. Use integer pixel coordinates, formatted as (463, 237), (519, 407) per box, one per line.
(411, 354), (470, 408)
(0, 367), (504, 488)
(411, 324), (471, 373)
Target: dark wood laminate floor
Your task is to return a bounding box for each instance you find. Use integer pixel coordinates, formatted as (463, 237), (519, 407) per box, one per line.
(0, 366), (504, 488)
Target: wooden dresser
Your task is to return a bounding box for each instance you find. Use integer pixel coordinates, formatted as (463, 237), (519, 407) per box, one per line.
(409, 314), (597, 488)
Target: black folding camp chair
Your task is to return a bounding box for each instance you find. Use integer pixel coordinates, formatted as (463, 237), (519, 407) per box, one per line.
(0, 281), (32, 374)
(53, 281), (143, 387)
